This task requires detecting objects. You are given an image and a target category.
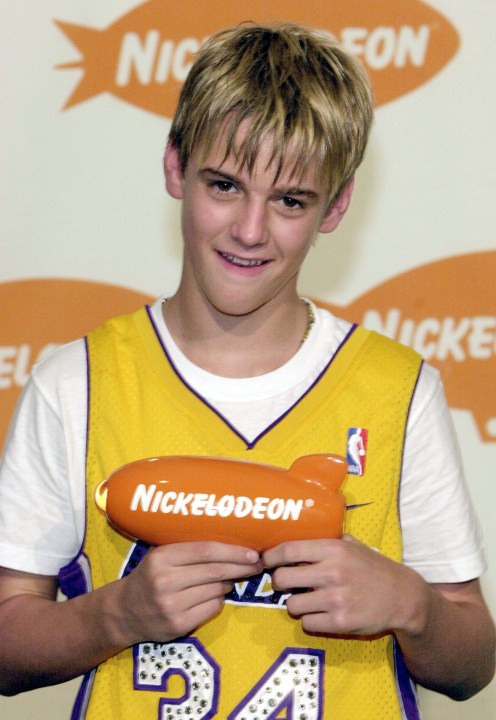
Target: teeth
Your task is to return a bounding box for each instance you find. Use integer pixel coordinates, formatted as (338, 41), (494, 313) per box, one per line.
(222, 253), (265, 267)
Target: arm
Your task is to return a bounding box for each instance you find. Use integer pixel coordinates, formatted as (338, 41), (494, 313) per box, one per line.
(0, 541), (261, 696)
(263, 536), (495, 700)
(398, 576), (495, 699)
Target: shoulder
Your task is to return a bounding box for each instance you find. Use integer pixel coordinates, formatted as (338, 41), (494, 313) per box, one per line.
(29, 338), (88, 415)
(32, 337), (87, 383)
(366, 327), (422, 363)
(87, 305), (151, 342)
(313, 308), (426, 398)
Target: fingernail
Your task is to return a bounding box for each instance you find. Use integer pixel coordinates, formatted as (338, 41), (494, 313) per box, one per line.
(246, 549), (260, 563)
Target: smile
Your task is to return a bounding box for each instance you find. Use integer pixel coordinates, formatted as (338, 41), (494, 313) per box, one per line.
(221, 252), (267, 268)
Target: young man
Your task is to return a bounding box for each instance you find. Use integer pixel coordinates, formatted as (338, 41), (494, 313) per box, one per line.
(0, 22), (494, 720)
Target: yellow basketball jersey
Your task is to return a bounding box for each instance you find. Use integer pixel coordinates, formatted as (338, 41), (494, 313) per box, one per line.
(62, 306), (423, 719)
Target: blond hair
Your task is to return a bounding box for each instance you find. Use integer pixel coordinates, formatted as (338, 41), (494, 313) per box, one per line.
(169, 22), (374, 203)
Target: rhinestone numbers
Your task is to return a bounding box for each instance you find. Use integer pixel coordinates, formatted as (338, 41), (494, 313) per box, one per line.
(134, 639), (219, 717)
(134, 642), (323, 719)
(228, 649), (324, 720)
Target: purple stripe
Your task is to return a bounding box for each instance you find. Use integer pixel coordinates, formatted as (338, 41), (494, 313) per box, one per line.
(146, 305), (359, 450)
(84, 336), (91, 479)
(394, 639), (421, 719)
(145, 305), (251, 444)
(81, 336), (92, 558)
(64, 338), (96, 719)
(251, 322), (358, 435)
(392, 353), (423, 718)
(247, 323), (359, 447)
(58, 339), (94, 600)
(58, 552), (91, 599)
(70, 670), (96, 720)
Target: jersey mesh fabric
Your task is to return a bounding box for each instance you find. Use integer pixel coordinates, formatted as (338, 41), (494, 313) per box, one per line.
(78, 307), (422, 720)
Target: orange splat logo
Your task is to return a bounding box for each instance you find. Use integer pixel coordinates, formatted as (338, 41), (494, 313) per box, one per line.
(317, 251), (496, 443)
(0, 279), (153, 452)
(55, 0), (460, 116)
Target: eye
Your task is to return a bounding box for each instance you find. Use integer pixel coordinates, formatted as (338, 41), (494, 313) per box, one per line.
(212, 180), (236, 193)
(279, 196), (304, 210)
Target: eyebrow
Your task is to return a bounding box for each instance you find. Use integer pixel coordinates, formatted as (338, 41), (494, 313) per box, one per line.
(199, 166), (320, 199)
(200, 167), (239, 183)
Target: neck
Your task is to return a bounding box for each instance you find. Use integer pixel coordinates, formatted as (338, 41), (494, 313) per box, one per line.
(162, 294), (312, 378)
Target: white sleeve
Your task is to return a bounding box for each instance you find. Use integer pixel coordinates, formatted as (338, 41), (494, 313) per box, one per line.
(400, 364), (487, 583)
(0, 340), (88, 575)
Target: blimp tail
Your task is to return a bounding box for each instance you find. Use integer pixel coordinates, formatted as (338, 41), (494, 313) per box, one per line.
(288, 454), (348, 492)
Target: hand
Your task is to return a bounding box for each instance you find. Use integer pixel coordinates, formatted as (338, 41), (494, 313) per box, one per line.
(263, 535), (426, 636)
(114, 541), (262, 645)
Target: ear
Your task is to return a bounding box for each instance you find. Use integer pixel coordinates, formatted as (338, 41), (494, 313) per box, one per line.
(318, 178), (355, 234)
(163, 142), (184, 199)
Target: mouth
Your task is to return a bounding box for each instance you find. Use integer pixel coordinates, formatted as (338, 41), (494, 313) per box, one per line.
(220, 252), (268, 268)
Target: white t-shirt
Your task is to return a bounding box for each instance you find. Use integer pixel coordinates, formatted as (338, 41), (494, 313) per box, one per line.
(0, 299), (487, 584)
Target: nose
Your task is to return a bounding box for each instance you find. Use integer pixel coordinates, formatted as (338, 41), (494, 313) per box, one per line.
(231, 198), (268, 247)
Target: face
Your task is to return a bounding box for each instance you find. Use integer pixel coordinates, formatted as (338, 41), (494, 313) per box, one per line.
(164, 122), (352, 319)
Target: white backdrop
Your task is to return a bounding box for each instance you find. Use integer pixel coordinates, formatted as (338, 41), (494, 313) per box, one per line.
(1, 1), (494, 718)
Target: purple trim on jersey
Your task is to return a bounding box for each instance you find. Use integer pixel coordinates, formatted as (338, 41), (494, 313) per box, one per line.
(60, 339), (93, 598)
(70, 670), (96, 720)
(146, 305), (250, 444)
(67, 339), (96, 720)
(394, 639), (421, 720)
(58, 552), (92, 599)
(146, 304), (359, 450)
(248, 324), (358, 447)
(392, 355), (422, 720)
(84, 336), (91, 486)
(78, 336), (92, 562)
(121, 540), (151, 578)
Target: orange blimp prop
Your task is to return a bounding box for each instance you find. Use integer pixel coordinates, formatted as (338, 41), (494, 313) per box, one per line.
(95, 454), (348, 551)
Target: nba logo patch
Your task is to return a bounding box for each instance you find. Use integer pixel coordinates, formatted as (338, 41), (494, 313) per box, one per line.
(347, 427), (368, 476)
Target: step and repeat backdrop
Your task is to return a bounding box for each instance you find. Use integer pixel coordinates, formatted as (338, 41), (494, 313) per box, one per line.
(1, 1), (495, 718)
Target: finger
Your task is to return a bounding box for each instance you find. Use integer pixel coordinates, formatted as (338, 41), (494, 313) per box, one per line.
(153, 591), (230, 641)
(132, 550), (262, 605)
(171, 594), (232, 638)
(154, 541), (261, 568)
(181, 559), (264, 588)
(285, 590), (361, 636)
(285, 586), (344, 616)
(263, 539), (340, 568)
(183, 579), (235, 607)
(299, 611), (348, 635)
(272, 562), (333, 592)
